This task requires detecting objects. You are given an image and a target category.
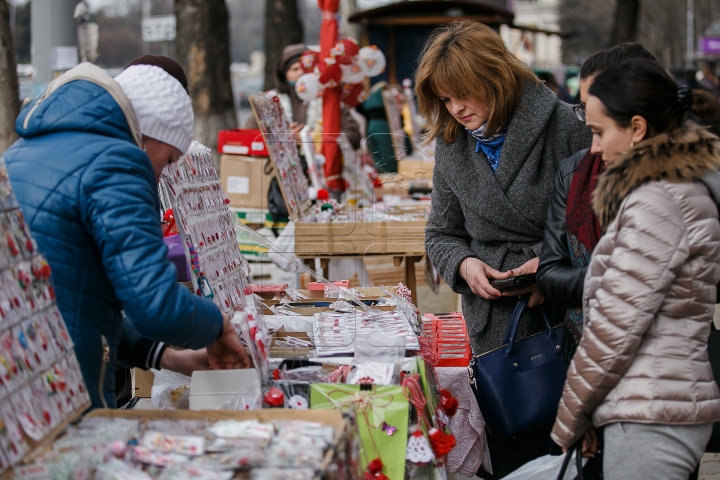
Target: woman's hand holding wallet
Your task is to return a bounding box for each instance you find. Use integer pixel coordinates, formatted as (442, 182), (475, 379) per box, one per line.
(501, 257), (545, 307)
(458, 257), (510, 300)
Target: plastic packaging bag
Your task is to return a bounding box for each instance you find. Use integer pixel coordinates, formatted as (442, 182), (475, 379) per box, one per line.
(263, 315), (314, 333)
(150, 369), (191, 410)
(267, 221), (299, 273)
(502, 452), (586, 480)
(352, 334), (405, 385)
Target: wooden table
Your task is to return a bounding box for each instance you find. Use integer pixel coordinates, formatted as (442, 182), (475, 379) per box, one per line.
(299, 254), (424, 305)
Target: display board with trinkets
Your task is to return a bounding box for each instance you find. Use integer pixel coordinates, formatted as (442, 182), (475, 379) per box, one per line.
(0, 159), (90, 476)
(159, 142), (270, 383)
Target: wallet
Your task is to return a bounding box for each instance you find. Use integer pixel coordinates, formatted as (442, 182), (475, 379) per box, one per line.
(489, 273), (537, 292)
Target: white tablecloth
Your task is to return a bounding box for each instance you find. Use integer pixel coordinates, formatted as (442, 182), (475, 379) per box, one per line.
(436, 366), (492, 477)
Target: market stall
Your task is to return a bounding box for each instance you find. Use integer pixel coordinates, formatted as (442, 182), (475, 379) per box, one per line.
(247, 88), (430, 305)
(0, 137), (488, 479)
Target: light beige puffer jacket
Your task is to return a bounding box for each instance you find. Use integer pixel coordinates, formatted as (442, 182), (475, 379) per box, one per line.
(552, 124), (720, 449)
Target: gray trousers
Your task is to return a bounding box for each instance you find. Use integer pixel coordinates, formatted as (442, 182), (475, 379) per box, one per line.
(603, 422), (713, 480)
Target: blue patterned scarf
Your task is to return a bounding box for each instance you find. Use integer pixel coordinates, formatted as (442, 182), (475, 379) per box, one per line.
(467, 123), (507, 172)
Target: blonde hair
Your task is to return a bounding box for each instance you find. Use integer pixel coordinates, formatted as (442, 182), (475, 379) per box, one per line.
(415, 20), (538, 145)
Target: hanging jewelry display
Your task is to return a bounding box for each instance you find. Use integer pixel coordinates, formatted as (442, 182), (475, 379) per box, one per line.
(0, 158), (90, 474)
(160, 142), (269, 383)
(249, 91), (313, 221)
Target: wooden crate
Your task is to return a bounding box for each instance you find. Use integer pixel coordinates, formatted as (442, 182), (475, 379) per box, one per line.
(295, 219), (426, 256)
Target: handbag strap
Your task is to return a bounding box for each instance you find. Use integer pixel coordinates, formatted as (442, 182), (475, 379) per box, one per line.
(556, 443), (585, 480)
(505, 295), (553, 356)
(502, 296), (528, 345)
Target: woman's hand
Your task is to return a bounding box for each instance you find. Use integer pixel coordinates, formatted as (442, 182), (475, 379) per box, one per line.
(502, 257), (545, 307)
(158, 348), (210, 377)
(561, 429), (599, 457)
(290, 121), (306, 143)
(207, 313), (251, 370)
(508, 257), (539, 277)
(458, 257), (510, 300)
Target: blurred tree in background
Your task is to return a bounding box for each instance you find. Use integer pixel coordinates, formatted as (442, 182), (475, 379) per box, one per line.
(175, 0), (236, 156)
(561, 0), (720, 68)
(262, 0), (303, 91)
(0, 0), (19, 154)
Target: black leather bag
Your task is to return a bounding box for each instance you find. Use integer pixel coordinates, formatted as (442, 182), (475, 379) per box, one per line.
(468, 295), (568, 439)
(557, 443), (585, 480)
(556, 438), (604, 480)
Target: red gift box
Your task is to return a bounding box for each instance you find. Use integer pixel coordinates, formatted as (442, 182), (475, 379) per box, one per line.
(422, 312), (472, 367)
(218, 129), (269, 157)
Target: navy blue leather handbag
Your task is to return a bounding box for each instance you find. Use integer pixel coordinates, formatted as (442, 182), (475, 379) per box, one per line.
(468, 295), (567, 439)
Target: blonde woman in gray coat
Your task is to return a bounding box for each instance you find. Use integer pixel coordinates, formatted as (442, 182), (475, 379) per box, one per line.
(552, 60), (720, 479)
(416, 19), (591, 476)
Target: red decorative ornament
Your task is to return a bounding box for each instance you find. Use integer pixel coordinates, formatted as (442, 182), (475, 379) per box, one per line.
(300, 50), (320, 73)
(263, 387), (284, 407)
(367, 458), (383, 474)
(396, 282), (412, 302)
(331, 38), (360, 65)
(7, 237), (18, 256)
(428, 427), (456, 457)
(356, 376), (375, 385)
(341, 82), (367, 107)
(316, 189), (330, 201)
(39, 264), (51, 279)
(318, 57), (342, 87)
(440, 389), (459, 417)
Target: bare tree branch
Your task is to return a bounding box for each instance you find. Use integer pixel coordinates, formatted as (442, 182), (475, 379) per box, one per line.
(0, 0), (19, 155)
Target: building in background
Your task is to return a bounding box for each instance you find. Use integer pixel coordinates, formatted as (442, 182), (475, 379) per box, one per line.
(501, 0), (562, 69)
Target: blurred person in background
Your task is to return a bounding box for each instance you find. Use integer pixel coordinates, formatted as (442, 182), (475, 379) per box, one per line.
(246, 43), (361, 202)
(699, 62), (720, 99)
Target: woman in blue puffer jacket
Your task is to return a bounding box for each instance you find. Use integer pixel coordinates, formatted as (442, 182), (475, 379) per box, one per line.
(1, 62), (249, 409)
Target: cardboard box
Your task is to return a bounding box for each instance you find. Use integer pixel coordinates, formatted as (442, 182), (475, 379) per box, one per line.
(270, 326), (314, 358)
(133, 368), (155, 398)
(218, 128), (269, 156)
(220, 154), (275, 210)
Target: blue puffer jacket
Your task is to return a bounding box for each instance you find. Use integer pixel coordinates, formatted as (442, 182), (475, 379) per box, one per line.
(2, 63), (222, 409)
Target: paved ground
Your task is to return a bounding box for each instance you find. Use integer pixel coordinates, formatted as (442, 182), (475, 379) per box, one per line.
(701, 453), (720, 480)
(446, 453), (720, 479)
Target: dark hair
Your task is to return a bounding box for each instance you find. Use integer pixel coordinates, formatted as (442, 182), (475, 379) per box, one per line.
(126, 55), (189, 93)
(589, 59), (720, 138)
(580, 43), (658, 80)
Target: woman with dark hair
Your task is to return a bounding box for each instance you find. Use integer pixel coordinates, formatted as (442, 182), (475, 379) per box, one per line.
(416, 19), (591, 476)
(537, 44), (658, 360)
(552, 59), (720, 478)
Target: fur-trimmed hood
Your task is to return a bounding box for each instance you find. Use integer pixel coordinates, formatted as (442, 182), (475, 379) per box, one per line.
(593, 123), (720, 230)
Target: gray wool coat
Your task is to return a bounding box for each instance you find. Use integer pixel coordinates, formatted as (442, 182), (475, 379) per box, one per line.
(425, 82), (592, 354)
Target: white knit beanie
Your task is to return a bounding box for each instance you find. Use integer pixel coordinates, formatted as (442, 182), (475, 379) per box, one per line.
(114, 64), (194, 154)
